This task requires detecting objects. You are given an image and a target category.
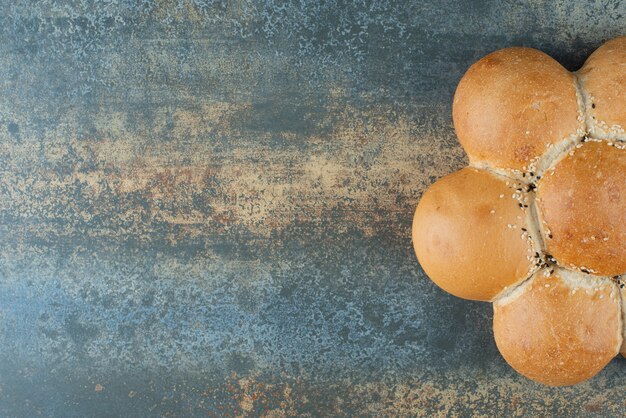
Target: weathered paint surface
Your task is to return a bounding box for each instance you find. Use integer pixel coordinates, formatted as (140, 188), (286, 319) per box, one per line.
(0, 0), (625, 416)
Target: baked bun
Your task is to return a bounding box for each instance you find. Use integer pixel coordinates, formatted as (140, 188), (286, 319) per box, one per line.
(493, 269), (621, 386)
(412, 167), (536, 301)
(536, 140), (626, 276)
(412, 37), (626, 386)
(453, 47), (582, 172)
(578, 36), (626, 140)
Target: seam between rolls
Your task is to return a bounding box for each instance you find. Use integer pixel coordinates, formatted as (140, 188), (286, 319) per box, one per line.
(532, 74), (588, 177)
(526, 192), (546, 266)
(469, 164), (546, 286)
(576, 70), (626, 142)
(527, 73), (588, 275)
(491, 268), (537, 304)
(492, 268), (622, 306)
(468, 161), (526, 184)
(574, 71), (590, 140)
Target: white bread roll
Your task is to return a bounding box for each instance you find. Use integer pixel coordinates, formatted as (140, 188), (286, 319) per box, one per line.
(453, 47), (582, 172)
(536, 140), (626, 276)
(493, 269), (621, 386)
(412, 36), (626, 386)
(412, 167), (536, 302)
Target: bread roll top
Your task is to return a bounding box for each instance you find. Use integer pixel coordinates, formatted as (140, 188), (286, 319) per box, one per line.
(536, 140), (626, 276)
(493, 269), (621, 386)
(412, 167), (536, 301)
(453, 47), (582, 172)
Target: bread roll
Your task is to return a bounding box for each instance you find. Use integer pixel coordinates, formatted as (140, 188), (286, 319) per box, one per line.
(412, 36), (626, 386)
(412, 167), (536, 301)
(536, 140), (626, 276)
(578, 36), (626, 140)
(453, 47), (582, 172)
(493, 269), (621, 386)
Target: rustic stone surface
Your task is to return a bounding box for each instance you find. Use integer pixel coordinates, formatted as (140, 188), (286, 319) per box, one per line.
(0, 0), (625, 416)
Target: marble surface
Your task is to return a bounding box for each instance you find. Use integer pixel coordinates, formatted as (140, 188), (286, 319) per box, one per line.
(0, 0), (625, 416)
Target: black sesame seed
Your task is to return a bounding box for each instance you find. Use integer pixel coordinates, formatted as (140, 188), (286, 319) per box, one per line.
(521, 228), (527, 232)
(592, 103), (596, 109)
(580, 268), (590, 274)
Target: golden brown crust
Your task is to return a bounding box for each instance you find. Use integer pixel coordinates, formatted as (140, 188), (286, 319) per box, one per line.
(493, 270), (621, 386)
(453, 47), (581, 171)
(412, 37), (626, 386)
(412, 167), (535, 301)
(536, 141), (626, 276)
(579, 36), (626, 139)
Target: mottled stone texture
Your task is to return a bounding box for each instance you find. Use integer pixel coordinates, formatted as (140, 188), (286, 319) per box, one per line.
(0, 0), (625, 416)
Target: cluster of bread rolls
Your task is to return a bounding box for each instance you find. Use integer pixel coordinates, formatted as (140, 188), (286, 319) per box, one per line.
(412, 36), (625, 386)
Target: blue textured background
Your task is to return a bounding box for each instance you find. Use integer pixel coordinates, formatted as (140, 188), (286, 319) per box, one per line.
(0, 1), (625, 416)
